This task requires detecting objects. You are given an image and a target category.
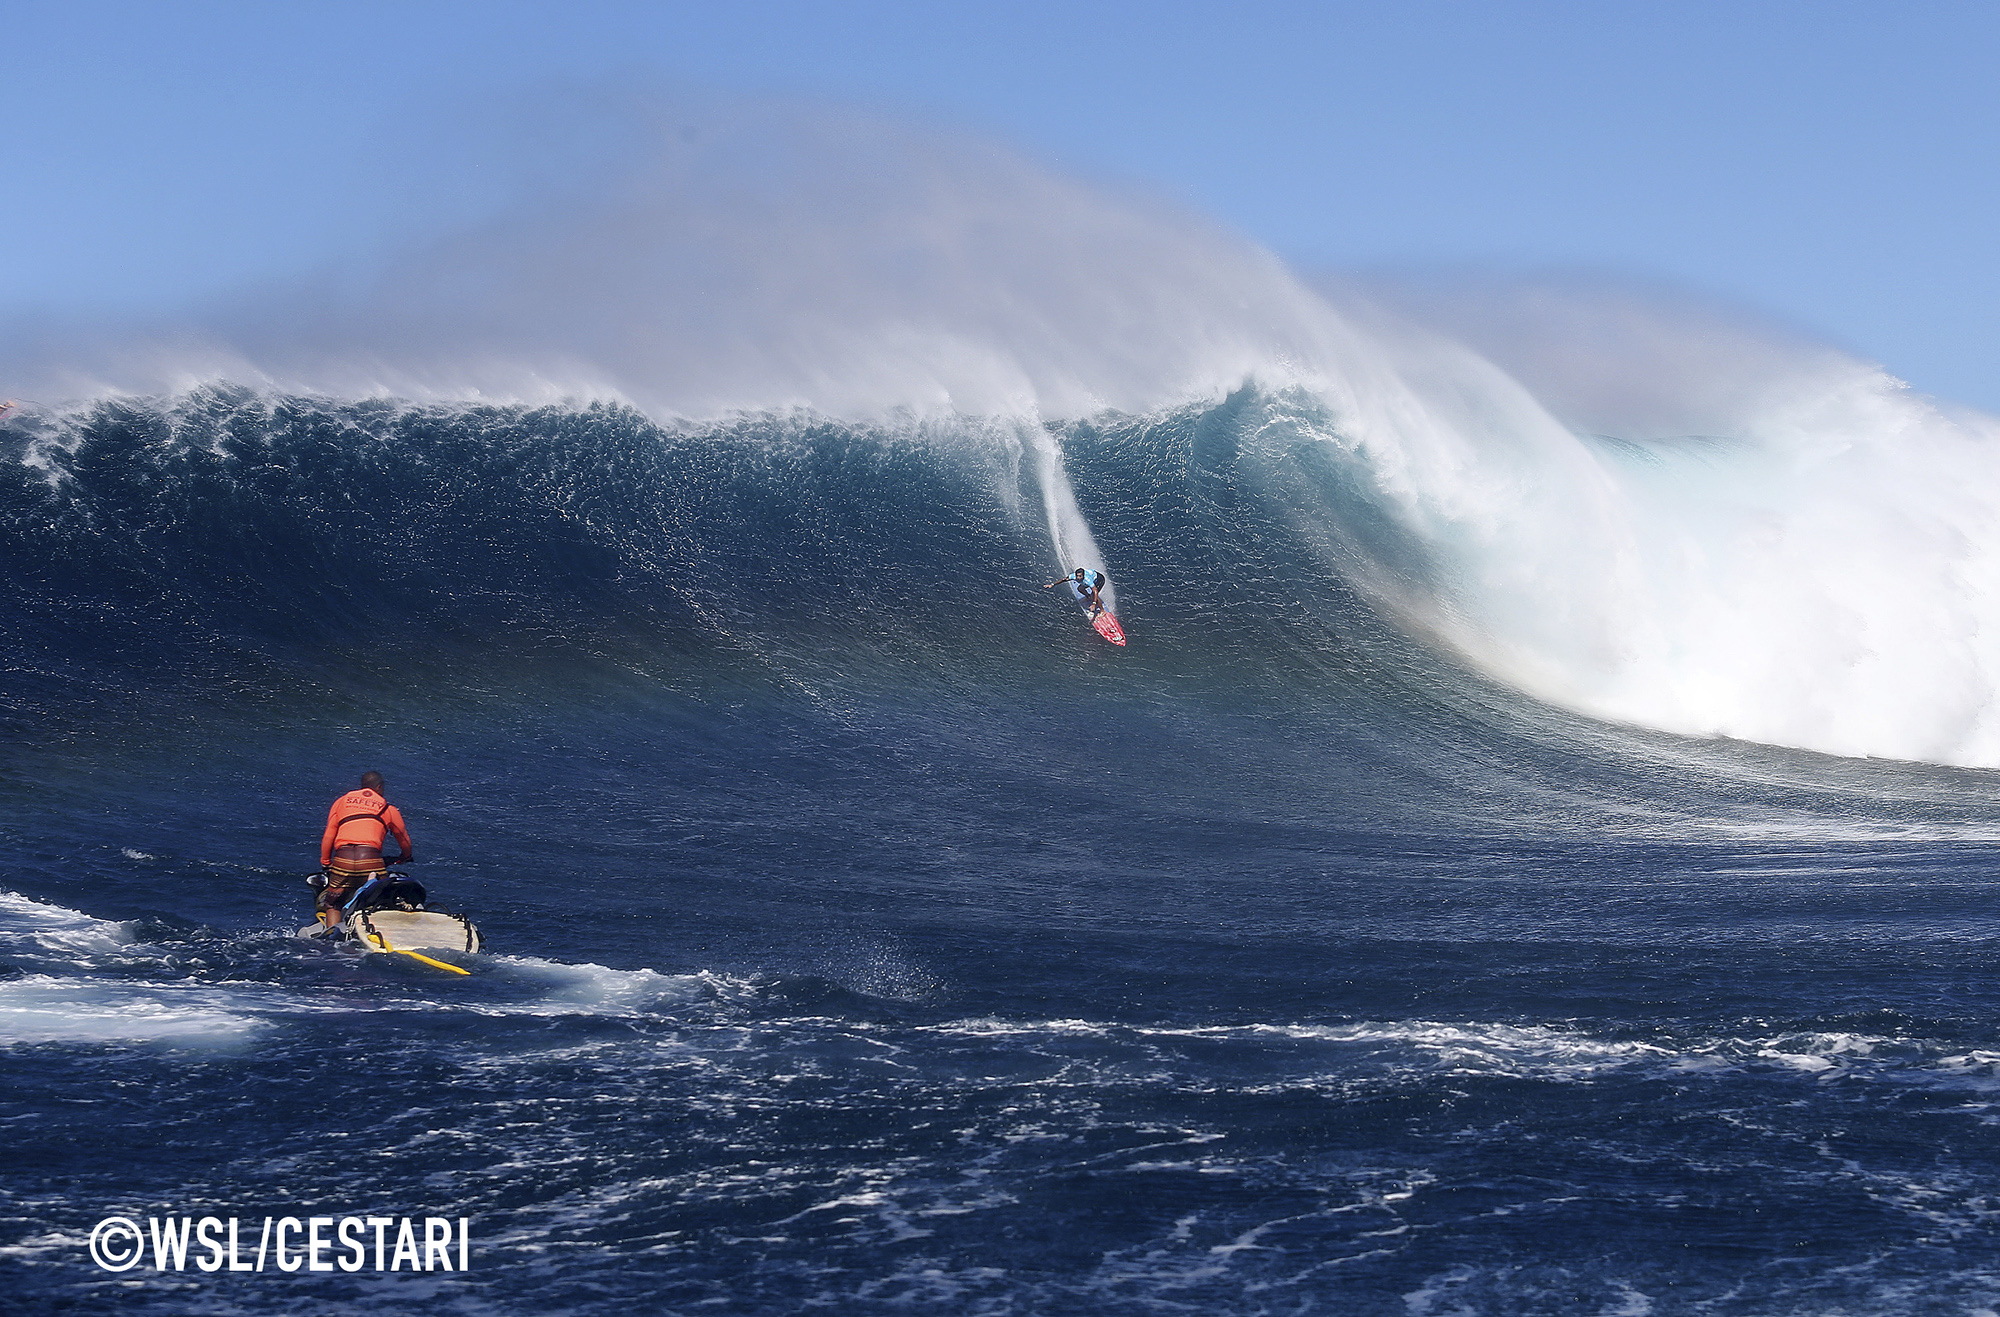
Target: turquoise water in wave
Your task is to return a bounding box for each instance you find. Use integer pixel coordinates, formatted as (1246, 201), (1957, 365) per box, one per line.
(5, 391), (2000, 1314)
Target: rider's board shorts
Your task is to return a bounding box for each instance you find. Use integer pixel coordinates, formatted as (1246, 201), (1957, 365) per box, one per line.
(320, 846), (387, 911)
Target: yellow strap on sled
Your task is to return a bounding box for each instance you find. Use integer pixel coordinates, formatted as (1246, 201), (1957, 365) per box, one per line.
(363, 925), (471, 976)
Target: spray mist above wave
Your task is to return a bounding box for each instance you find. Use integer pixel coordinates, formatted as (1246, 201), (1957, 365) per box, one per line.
(11, 93), (1356, 421)
(12, 90), (2000, 767)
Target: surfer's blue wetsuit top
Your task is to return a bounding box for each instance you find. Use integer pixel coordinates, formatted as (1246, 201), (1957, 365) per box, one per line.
(1068, 569), (1108, 615)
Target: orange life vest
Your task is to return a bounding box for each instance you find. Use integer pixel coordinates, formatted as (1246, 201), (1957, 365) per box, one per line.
(320, 789), (412, 866)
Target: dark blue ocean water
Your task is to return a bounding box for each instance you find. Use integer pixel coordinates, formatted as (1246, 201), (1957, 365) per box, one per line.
(6, 391), (2000, 1315)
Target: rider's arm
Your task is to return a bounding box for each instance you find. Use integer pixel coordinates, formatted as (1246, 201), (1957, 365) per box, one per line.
(319, 809), (339, 867)
(384, 807), (414, 862)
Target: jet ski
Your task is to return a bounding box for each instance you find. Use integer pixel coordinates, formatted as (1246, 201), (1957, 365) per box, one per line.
(298, 872), (481, 972)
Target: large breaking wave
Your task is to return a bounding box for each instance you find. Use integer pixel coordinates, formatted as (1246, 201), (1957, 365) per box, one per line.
(8, 97), (2000, 767)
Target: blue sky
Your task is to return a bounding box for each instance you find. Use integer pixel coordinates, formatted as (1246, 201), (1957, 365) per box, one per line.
(7, 1), (2000, 408)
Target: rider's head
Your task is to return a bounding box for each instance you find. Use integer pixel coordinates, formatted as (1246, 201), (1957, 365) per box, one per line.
(1073, 568), (1085, 580)
(360, 771), (386, 792)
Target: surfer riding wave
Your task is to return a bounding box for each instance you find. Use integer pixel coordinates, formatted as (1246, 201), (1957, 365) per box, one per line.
(1046, 567), (1108, 617)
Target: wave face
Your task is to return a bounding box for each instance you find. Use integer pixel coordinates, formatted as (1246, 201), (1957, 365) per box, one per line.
(12, 361), (2000, 773)
(11, 382), (2000, 1317)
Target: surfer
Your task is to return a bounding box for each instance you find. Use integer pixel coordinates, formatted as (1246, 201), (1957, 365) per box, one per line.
(1046, 567), (1108, 617)
(316, 771), (413, 929)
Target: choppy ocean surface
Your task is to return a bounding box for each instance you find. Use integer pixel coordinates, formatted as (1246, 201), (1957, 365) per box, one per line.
(6, 388), (2000, 1315)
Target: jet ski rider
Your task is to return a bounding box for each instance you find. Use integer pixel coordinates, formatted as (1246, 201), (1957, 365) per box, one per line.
(1045, 567), (1108, 617)
(316, 771), (413, 929)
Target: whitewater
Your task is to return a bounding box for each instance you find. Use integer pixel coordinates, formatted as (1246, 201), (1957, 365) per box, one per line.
(7, 103), (2000, 1315)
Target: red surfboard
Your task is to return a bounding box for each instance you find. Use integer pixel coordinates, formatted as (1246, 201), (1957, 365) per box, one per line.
(1066, 580), (1126, 646)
